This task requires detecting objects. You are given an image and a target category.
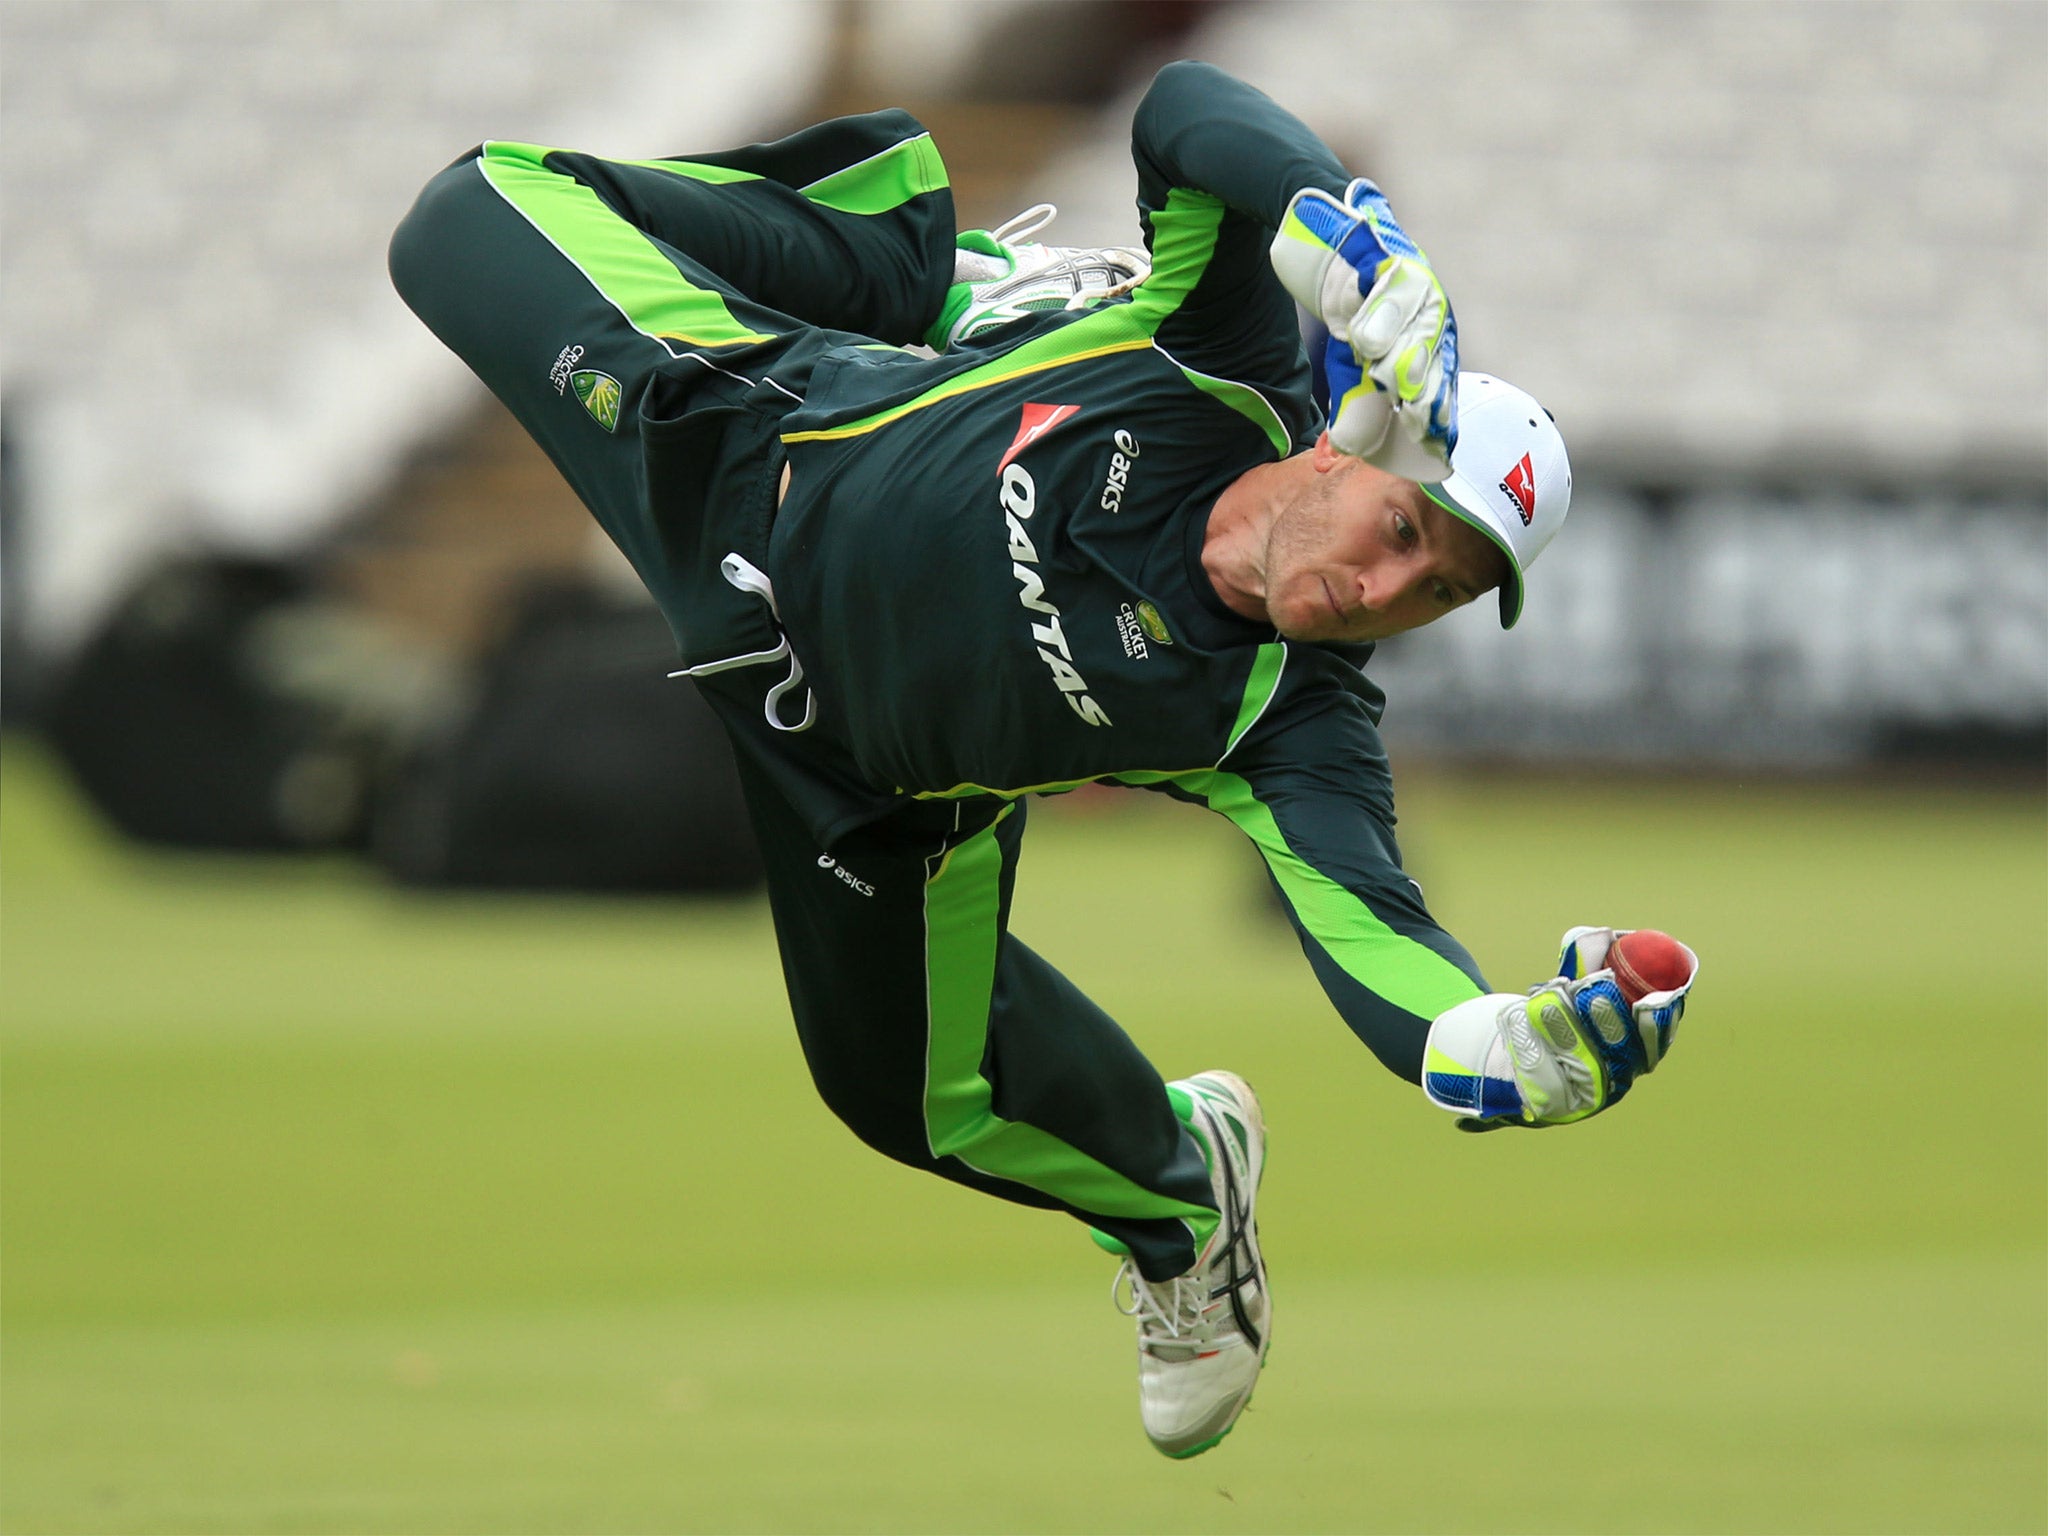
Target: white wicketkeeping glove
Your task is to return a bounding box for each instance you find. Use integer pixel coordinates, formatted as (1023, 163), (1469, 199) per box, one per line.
(1421, 928), (1699, 1130)
(1269, 179), (1458, 481)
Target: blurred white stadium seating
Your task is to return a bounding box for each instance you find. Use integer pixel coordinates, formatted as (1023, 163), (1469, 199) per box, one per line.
(1027, 0), (2046, 486)
(1, 0), (833, 651)
(3, 0), (2040, 762)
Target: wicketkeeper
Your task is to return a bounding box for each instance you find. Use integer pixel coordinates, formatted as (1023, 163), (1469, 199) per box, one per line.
(390, 61), (1699, 1458)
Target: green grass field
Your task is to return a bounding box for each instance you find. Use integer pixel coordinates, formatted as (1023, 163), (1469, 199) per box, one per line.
(3, 739), (2043, 1534)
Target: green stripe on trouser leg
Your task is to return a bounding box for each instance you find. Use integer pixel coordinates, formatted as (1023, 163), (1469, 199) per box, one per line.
(478, 143), (778, 350)
(922, 810), (1219, 1260)
(796, 131), (948, 214)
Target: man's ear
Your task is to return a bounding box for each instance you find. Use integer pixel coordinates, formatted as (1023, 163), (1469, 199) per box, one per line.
(1311, 431), (1343, 473)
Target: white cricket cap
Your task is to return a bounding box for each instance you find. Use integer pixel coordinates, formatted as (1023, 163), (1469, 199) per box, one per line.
(1420, 372), (1572, 628)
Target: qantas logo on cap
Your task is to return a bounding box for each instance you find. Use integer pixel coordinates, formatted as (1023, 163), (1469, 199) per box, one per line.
(1499, 453), (1536, 526)
(998, 402), (1081, 472)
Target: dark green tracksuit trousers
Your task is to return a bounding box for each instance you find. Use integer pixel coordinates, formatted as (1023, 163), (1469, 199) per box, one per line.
(390, 114), (1219, 1280)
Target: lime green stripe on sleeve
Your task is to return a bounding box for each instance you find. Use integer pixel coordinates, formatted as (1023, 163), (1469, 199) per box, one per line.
(799, 132), (948, 214)
(1122, 188), (1223, 328)
(922, 811), (1214, 1234)
(1175, 768), (1483, 1020)
(1224, 644), (1287, 756)
(1156, 345), (1292, 457)
(478, 142), (774, 349)
(1138, 190), (1292, 456)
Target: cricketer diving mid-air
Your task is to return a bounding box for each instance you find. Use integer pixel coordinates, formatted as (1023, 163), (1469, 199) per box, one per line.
(392, 61), (1699, 1457)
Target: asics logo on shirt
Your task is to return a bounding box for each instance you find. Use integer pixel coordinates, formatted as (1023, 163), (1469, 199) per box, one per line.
(999, 462), (1111, 728)
(1100, 428), (1141, 513)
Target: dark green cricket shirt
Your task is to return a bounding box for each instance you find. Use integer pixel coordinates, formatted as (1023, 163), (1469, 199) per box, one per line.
(768, 64), (1489, 1074)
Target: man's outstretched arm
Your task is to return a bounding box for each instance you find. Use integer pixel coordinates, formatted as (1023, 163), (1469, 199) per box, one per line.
(1162, 741), (1485, 1086)
(1164, 681), (1697, 1129)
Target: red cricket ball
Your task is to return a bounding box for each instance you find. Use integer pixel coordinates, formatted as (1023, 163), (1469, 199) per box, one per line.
(1607, 929), (1691, 1006)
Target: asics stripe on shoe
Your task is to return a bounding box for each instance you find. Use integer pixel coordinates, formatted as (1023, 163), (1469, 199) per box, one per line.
(1113, 1070), (1270, 1458)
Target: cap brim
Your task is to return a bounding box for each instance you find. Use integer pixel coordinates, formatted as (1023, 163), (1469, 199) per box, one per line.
(1421, 481), (1524, 628)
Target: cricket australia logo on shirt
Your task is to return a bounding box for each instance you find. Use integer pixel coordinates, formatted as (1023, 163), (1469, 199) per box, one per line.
(1116, 604), (1150, 660)
(1115, 600), (1172, 661)
(997, 416), (1110, 728)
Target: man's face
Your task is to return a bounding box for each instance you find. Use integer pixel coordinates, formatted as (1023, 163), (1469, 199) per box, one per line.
(1260, 442), (1506, 643)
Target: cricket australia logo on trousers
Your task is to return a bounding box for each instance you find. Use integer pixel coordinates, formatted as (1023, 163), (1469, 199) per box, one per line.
(997, 436), (1111, 728)
(572, 369), (621, 432)
(548, 343), (584, 393)
(549, 342), (620, 433)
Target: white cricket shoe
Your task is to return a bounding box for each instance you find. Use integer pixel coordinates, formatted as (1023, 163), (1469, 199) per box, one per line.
(934, 203), (1150, 349)
(1113, 1070), (1270, 1459)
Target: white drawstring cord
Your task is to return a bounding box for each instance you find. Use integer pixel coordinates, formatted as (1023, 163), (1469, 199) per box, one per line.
(667, 552), (815, 732)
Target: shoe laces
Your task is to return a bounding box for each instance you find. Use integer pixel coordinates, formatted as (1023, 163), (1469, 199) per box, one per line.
(1113, 1259), (1220, 1364)
(1112, 1100), (1263, 1363)
(990, 202), (1058, 246)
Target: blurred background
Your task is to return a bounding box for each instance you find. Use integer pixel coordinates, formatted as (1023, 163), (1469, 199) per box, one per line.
(2, 3), (2042, 1532)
